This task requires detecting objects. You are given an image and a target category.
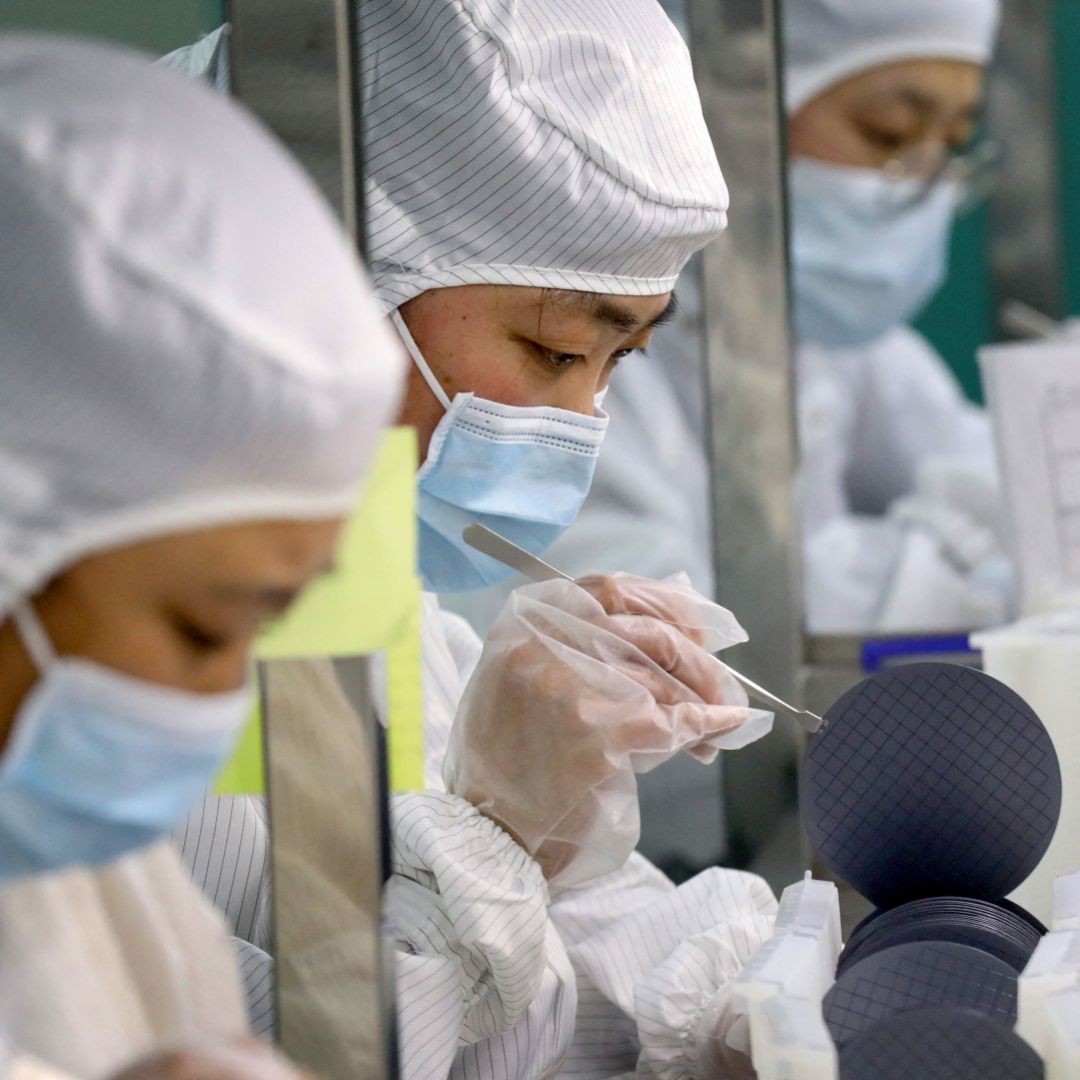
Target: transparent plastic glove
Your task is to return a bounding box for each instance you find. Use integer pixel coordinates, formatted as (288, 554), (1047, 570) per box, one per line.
(443, 573), (773, 891)
(909, 455), (1006, 551)
(891, 492), (1000, 572)
(888, 471), (1019, 628)
(578, 572), (769, 767)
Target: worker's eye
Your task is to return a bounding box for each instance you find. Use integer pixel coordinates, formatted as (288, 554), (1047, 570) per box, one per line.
(175, 617), (230, 653)
(534, 345), (586, 372)
(858, 123), (911, 153)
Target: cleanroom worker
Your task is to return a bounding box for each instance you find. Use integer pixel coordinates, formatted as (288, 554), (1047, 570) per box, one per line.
(439, 0), (1007, 880)
(788, 0), (1008, 633)
(179, 2), (778, 1077)
(455, 0), (1008, 640)
(0, 35), (401, 1078)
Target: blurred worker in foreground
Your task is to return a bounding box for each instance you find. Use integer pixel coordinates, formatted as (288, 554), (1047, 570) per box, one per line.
(0, 35), (401, 1078)
(179, 2), (776, 1076)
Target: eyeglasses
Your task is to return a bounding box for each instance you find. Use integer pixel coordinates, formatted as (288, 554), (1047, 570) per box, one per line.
(879, 139), (1002, 213)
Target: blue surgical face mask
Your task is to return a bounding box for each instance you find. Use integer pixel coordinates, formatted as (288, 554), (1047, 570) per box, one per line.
(392, 311), (609, 593)
(0, 600), (251, 879)
(789, 157), (959, 348)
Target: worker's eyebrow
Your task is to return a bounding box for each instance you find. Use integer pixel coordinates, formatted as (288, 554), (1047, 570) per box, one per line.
(891, 88), (940, 115)
(212, 560), (337, 613)
(213, 584), (303, 615)
(542, 290), (679, 334)
(872, 88), (982, 126)
(646, 293), (679, 330)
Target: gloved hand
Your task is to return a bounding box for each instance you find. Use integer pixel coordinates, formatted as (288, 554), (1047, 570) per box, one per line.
(442, 573), (773, 891)
(885, 456), (1017, 630)
(891, 493), (1000, 573)
(897, 455), (1007, 564)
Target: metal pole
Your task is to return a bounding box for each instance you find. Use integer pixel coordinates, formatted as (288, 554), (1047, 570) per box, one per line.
(688, 0), (805, 868)
(229, 3), (396, 1074)
(985, 0), (1066, 325)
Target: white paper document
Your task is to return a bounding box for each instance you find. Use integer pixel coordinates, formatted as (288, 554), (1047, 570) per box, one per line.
(980, 340), (1080, 613)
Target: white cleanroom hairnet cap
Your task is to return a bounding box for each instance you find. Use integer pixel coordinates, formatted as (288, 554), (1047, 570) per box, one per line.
(361, 0), (729, 312)
(784, 0), (1001, 113)
(0, 35), (404, 622)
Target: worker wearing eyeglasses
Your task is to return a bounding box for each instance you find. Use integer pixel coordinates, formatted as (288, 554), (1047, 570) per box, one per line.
(790, 0), (1013, 633)
(438, 0), (1010, 884)
(449, 0), (1009, 646)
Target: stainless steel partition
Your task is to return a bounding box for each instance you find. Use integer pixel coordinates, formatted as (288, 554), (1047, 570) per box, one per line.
(262, 657), (395, 1078)
(985, 0), (1065, 325)
(229, 0), (363, 236)
(230, 4), (395, 1075)
(688, 0), (804, 863)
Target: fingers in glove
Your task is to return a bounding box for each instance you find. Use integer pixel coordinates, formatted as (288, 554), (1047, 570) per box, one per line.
(605, 614), (745, 707)
(450, 638), (627, 818)
(578, 573), (709, 646)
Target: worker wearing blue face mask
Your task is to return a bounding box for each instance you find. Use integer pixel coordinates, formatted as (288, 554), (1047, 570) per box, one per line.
(376, 21), (780, 1072)
(0, 34), (402, 1079)
(788, 0), (1012, 633)
(469, 0), (1010, 647)
(436, 0), (1008, 891)
(178, 3), (780, 1076)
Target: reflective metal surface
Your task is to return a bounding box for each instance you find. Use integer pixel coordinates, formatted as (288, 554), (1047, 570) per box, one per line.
(688, 0), (804, 864)
(230, 4), (393, 1072)
(262, 658), (395, 1079)
(985, 0), (1066, 323)
(228, 0), (362, 236)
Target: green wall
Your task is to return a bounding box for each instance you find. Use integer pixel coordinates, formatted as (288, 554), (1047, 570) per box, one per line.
(914, 205), (994, 404)
(1056, 0), (1080, 316)
(0, 1), (224, 55)
(916, 0), (1080, 405)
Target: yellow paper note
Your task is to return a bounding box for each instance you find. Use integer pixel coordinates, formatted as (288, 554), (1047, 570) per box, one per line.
(215, 428), (425, 795)
(214, 700), (265, 796)
(257, 428), (419, 660)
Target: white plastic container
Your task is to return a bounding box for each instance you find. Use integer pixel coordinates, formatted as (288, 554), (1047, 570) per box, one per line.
(737, 873), (841, 1079)
(973, 614), (1080, 926)
(752, 996), (838, 1080)
(1042, 985), (1080, 1080)
(1054, 870), (1080, 930)
(773, 872), (843, 962)
(1017, 930), (1080, 1057)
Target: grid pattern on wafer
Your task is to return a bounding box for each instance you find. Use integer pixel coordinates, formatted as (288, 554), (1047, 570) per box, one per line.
(823, 941), (1018, 1047)
(802, 663), (1061, 905)
(838, 1008), (1045, 1079)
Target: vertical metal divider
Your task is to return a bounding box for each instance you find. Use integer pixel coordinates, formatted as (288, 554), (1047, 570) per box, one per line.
(336, 0), (363, 246)
(260, 656), (390, 1076)
(342, 7), (400, 1075)
(984, 0), (1065, 323)
(688, 0), (806, 877)
(229, 1), (397, 1074)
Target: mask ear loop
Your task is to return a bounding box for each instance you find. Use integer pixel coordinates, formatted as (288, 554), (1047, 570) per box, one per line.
(391, 310), (453, 411)
(10, 600), (57, 674)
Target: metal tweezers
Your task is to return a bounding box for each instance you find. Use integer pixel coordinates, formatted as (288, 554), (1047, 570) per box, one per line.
(463, 523), (826, 733)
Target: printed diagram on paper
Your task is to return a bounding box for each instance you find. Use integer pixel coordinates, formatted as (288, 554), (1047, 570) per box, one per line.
(1043, 385), (1080, 585)
(980, 341), (1080, 613)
